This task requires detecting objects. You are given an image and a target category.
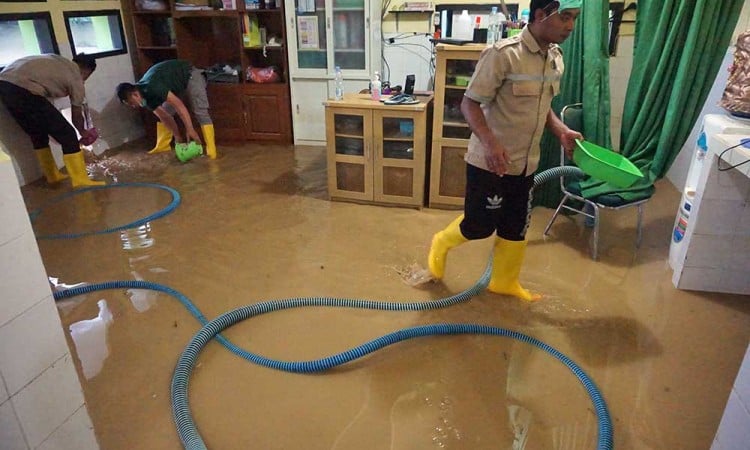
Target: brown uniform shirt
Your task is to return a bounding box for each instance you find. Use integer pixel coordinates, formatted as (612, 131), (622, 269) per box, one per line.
(0, 54), (86, 106)
(464, 27), (564, 176)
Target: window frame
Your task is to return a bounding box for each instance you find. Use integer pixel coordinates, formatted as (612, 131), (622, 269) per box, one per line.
(0, 11), (59, 68)
(63, 9), (128, 59)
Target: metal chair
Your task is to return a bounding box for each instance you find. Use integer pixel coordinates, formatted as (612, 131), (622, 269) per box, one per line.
(543, 103), (650, 260)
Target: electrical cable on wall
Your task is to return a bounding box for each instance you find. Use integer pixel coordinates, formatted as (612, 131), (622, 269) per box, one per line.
(717, 138), (750, 171)
(383, 32), (436, 90)
(381, 0), (394, 81)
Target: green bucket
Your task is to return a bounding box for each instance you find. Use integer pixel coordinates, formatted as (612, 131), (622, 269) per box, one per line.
(573, 139), (643, 188)
(175, 141), (203, 163)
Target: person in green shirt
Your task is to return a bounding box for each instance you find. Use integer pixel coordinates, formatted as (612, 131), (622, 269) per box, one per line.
(116, 59), (217, 159)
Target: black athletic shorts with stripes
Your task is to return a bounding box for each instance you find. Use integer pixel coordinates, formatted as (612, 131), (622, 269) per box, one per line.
(460, 163), (534, 242)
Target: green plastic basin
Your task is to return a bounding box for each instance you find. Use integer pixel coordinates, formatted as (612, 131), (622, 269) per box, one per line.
(573, 139), (643, 188)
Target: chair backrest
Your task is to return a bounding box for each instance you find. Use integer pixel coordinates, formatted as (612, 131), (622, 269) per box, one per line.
(561, 103), (584, 134)
(558, 103), (584, 189)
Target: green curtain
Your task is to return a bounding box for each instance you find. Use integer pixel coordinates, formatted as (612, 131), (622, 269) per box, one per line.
(579, 0), (745, 200)
(533, 0), (612, 207)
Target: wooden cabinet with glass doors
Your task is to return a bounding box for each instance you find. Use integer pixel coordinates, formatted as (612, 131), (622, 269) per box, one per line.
(325, 93), (432, 207)
(429, 43), (484, 209)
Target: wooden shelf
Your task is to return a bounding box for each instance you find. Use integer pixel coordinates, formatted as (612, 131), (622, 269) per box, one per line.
(172, 10), (240, 18)
(126, 0), (292, 143)
(387, 9), (434, 31)
(243, 45), (285, 50)
(133, 10), (172, 15)
(138, 46), (177, 50)
(388, 9), (434, 13)
(245, 8), (283, 14)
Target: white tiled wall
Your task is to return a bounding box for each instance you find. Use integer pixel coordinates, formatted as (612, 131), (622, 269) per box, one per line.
(712, 344), (750, 450)
(0, 147), (98, 449)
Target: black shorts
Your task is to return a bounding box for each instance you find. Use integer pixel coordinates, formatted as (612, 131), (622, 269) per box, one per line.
(460, 163), (534, 242)
(0, 80), (79, 153)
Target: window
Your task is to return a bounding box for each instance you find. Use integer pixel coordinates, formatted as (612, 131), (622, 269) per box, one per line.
(0, 12), (58, 67)
(63, 10), (127, 59)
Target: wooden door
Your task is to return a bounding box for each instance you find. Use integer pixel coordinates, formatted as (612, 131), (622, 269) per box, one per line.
(325, 107), (373, 201)
(243, 84), (292, 142)
(372, 109), (425, 207)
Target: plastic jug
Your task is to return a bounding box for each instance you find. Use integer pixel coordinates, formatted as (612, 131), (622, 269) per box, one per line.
(453, 10), (473, 40)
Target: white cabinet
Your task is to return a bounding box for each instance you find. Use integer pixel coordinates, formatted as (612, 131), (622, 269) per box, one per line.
(285, 0), (381, 144)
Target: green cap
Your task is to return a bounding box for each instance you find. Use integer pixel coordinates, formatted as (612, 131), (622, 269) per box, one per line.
(558, 0), (582, 12)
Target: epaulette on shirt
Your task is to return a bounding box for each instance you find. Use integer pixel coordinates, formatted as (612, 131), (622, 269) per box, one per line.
(489, 34), (564, 58)
(490, 34), (523, 52)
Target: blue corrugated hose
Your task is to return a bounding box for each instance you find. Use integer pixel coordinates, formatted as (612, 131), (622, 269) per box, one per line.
(53, 167), (612, 449)
(29, 182), (181, 239)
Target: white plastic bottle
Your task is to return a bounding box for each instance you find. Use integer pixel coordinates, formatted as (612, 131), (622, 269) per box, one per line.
(371, 71), (381, 101)
(496, 11), (506, 40)
(487, 6), (498, 45)
(454, 10), (473, 40)
(334, 66), (344, 100)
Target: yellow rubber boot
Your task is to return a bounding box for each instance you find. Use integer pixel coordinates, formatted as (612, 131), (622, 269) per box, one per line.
(488, 237), (540, 301)
(201, 124), (217, 159)
(35, 147), (68, 184)
(148, 122), (173, 154)
(428, 214), (468, 279)
(63, 151), (105, 188)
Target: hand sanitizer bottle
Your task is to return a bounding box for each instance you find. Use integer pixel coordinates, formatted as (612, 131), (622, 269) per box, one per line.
(371, 71), (381, 101)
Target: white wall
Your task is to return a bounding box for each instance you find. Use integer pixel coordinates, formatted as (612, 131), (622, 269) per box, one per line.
(665, 48), (735, 191)
(0, 147), (99, 450)
(0, 0), (144, 186)
(609, 35), (634, 151)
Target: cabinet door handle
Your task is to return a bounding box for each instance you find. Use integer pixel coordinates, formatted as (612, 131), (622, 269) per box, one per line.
(366, 17), (370, 29)
(296, 104), (300, 114)
(327, 17), (331, 29)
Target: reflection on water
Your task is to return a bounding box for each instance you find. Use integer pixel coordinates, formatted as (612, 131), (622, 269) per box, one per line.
(21, 141), (750, 450)
(508, 404), (532, 450)
(120, 223), (154, 250)
(121, 223), (160, 312)
(126, 270), (159, 313)
(69, 299), (114, 380)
